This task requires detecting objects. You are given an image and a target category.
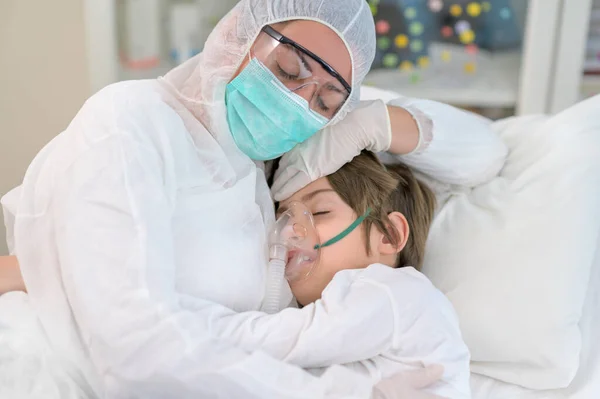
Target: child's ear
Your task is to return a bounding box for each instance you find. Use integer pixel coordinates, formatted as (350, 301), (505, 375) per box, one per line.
(378, 212), (410, 256)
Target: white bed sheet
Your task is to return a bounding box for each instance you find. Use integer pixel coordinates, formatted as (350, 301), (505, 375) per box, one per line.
(0, 292), (95, 399)
(470, 324), (599, 399)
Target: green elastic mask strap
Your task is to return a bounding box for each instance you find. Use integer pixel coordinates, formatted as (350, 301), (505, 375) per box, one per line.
(314, 208), (372, 250)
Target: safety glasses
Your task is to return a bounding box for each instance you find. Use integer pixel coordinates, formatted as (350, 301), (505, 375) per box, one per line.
(251, 25), (352, 119)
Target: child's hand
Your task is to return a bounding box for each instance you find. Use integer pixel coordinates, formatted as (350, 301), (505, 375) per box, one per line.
(0, 256), (25, 294)
(372, 364), (447, 399)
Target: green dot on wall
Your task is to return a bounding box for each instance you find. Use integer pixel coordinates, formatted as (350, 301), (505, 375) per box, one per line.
(370, 3), (378, 16)
(409, 22), (424, 36)
(404, 7), (417, 19)
(382, 53), (399, 68)
(377, 36), (391, 51)
(410, 39), (423, 52)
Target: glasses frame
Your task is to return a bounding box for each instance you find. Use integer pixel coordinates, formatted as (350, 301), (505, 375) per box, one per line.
(261, 25), (352, 94)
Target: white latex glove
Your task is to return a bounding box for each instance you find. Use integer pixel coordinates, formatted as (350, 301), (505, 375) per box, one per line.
(272, 100), (392, 201)
(372, 365), (447, 399)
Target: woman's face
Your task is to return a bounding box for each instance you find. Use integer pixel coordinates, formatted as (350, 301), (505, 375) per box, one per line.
(233, 20), (353, 111)
(277, 178), (380, 306)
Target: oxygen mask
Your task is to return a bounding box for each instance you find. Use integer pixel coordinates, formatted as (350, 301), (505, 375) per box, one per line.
(269, 202), (321, 282)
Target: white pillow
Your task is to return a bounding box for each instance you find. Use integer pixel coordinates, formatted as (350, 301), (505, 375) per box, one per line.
(422, 95), (600, 389)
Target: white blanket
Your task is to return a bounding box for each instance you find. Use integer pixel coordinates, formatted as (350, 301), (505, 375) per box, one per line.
(2, 288), (598, 399)
(0, 292), (95, 399)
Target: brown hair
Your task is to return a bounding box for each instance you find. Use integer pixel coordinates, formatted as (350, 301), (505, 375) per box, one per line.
(327, 151), (436, 270)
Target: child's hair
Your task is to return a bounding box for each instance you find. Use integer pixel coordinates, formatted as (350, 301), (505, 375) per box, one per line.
(327, 151), (436, 270)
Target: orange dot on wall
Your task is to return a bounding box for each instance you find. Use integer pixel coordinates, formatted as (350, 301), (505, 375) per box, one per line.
(459, 29), (476, 44)
(441, 26), (454, 38)
(464, 61), (477, 73)
(465, 44), (479, 55)
(450, 4), (463, 17)
(395, 34), (409, 48)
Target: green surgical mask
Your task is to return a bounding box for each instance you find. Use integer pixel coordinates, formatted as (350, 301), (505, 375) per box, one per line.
(225, 58), (328, 161)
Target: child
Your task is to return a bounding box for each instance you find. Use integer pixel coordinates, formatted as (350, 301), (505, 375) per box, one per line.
(207, 151), (470, 398)
(270, 151), (471, 398)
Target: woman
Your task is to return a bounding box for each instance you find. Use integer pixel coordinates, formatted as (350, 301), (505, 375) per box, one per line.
(3, 0), (507, 397)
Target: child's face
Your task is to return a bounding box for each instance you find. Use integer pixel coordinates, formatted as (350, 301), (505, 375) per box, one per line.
(277, 177), (382, 305)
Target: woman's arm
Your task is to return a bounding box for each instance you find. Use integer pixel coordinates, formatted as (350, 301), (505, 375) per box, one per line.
(42, 133), (377, 398)
(272, 96), (508, 201)
(210, 268), (396, 368)
(0, 256), (25, 294)
(1, 228), (390, 369)
(386, 97), (508, 186)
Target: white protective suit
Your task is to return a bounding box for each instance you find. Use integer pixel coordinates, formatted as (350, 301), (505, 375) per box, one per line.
(3, 0), (506, 398)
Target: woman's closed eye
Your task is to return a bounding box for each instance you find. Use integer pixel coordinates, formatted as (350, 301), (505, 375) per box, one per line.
(276, 64), (299, 80)
(275, 45), (312, 81)
(316, 96), (330, 112)
(313, 211), (330, 217)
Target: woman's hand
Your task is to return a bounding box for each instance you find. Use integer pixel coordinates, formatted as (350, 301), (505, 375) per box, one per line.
(272, 100), (396, 201)
(373, 365), (447, 399)
(272, 99), (423, 201)
(0, 256), (25, 294)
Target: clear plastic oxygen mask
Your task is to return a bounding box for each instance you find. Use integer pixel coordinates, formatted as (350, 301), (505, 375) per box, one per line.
(269, 202), (373, 282)
(269, 202), (321, 282)
(261, 202), (372, 314)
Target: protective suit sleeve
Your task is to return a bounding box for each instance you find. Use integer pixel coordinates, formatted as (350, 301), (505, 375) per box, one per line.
(208, 267), (396, 368)
(51, 133), (374, 399)
(382, 96), (508, 186)
(303, 265), (471, 399)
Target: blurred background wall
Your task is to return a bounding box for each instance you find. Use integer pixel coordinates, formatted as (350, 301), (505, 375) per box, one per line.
(0, 0), (90, 254)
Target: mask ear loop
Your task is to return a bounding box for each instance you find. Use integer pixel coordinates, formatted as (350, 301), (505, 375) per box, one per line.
(314, 208), (372, 249)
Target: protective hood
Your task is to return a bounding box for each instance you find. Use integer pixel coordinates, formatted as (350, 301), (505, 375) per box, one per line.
(160, 0), (376, 139)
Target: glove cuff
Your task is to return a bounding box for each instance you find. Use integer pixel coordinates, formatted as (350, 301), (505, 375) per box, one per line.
(362, 99), (392, 152)
(400, 103), (433, 155)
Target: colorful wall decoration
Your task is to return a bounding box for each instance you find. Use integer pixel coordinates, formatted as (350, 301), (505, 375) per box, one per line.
(369, 0), (522, 75)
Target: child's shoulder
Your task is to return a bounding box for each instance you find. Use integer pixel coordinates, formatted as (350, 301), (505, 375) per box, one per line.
(359, 265), (466, 349)
(359, 263), (435, 292)
(353, 264), (453, 312)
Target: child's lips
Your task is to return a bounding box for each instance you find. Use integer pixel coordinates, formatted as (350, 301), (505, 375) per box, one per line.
(287, 249), (298, 264)
(286, 249), (315, 267)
